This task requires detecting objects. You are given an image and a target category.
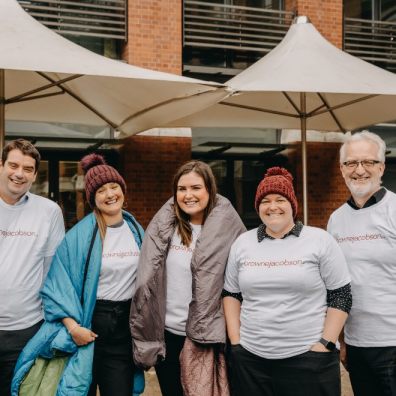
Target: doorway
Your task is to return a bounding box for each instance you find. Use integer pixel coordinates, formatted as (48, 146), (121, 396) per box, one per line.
(30, 150), (119, 230)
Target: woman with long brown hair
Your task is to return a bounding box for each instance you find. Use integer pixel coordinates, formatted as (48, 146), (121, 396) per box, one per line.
(130, 160), (246, 396)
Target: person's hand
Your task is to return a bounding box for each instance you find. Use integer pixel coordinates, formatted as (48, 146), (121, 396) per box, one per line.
(70, 325), (98, 346)
(310, 342), (331, 352)
(339, 340), (348, 370)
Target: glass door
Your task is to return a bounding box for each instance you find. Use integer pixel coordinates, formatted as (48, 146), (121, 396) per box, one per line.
(30, 160), (49, 198)
(59, 161), (86, 230)
(30, 150), (118, 230)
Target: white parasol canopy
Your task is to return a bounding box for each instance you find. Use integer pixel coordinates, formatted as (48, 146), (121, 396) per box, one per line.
(167, 16), (396, 223)
(0, 0), (228, 150)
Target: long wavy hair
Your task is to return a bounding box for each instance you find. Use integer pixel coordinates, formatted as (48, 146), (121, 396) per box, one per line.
(173, 161), (217, 246)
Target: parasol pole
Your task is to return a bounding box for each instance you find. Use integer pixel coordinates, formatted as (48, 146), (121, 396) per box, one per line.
(300, 92), (308, 225)
(0, 69), (4, 153)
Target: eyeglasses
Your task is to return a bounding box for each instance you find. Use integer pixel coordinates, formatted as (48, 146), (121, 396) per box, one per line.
(342, 160), (381, 169)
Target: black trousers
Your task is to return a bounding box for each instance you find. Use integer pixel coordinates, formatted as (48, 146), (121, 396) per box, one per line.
(229, 344), (341, 396)
(155, 330), (185, 396)
(0, 320), (42, 396)
(87, 299), (135, 396)
(347, 344), (396, 396)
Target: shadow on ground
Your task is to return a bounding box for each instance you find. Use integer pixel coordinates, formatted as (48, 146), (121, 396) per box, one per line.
(142, 366), (354, 395)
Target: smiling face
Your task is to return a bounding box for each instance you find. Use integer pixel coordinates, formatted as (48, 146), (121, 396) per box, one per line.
(176, 171), (209, 225)
(94, 182), (124, 224)
(340, 140), (385, 206)
(259, 193), (295, 238)
(0, 149), (37, 205)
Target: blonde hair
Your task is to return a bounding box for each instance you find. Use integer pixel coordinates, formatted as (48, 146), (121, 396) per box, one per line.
(94, 208), (107, 242)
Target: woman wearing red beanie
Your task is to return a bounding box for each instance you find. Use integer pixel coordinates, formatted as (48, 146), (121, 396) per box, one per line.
(223, 167), (352, 396)
(12, 153), (145, 396)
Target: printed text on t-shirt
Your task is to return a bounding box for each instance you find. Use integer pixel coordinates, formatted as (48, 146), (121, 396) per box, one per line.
(102, 250), (139, 259)
(0, 229), (38, 238)
(336, 233), (386, 243)
(242, 259), (303, 268)
(169, 244), (194, 254)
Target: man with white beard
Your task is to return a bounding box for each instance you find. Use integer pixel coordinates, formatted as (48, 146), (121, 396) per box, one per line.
(327, 131), (396, 396)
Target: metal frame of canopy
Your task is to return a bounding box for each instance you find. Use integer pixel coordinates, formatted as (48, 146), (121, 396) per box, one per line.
(220, 88), (378, 224)
(0, 69), (226, 152)
(0, 0), (227, 152)
(167, 15), (396, 224)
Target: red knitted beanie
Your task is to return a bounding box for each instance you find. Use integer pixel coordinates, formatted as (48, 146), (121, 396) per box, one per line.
(80, 153), (126, 208)
(254, 167), (298, 218)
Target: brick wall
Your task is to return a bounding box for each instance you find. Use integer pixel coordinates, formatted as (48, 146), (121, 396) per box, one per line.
(122, 0), (182, 74)
(285, 0), (343, 48)
(119, 1), (187, 228)
(120, 135), (191, 227)
(288, 142), (349, 229)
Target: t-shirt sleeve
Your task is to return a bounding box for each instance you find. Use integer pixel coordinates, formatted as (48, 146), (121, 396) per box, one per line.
(326, 213), (334, 234)
(319, 231), (351, 290)
(43, 205), (65, 257)
(223, 240), (241, 293)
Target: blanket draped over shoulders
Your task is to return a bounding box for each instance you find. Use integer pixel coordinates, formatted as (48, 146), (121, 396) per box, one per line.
(130, 194), (246, 369)
(12, 211), (143, 396)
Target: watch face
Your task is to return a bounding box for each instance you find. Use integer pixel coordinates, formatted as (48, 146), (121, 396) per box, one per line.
(326, 341), (336, 351)
(320, 338), (336, 351)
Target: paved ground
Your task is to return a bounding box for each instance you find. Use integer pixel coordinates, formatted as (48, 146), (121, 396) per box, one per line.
(142, 366), (354, 395)
(142, 368), (161, 396)
(341, 366), (354, 396)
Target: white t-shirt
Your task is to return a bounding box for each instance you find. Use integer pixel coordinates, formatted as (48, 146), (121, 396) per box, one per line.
(327, 189), (396, 347)
(0, 192), (65, 330)
(165, 223), (201, 336)
(224, 225), (350, 359)
(97, 221), (140, 301)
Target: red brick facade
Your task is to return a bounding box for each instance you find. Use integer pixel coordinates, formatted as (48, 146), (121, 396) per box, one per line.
(286, 0), (343, 48)
(122, 0), (182, 74)
(121, 135), (191, 227)
(289, 142), (349, 229)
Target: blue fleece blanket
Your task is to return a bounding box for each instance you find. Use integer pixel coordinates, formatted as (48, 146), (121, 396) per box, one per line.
(12, 212), (144, 396)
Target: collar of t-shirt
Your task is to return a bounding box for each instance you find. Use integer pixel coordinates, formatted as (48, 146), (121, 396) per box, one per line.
(0, 191), (30, 207)
(108, 219), (124, 228)
(257, 220), (304, 242)
(347, 187), (386, 210)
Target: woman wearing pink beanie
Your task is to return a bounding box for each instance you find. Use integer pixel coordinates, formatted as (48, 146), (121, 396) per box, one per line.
(223, 167), (352, 396)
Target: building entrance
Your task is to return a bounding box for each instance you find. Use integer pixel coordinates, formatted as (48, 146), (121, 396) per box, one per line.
(30, 150), (118, 230)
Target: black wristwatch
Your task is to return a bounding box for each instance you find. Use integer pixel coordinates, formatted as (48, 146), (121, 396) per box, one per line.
(319, 338), (336, 351)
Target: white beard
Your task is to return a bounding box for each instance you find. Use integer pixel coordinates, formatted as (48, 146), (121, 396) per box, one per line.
(346, 178), (380, 198)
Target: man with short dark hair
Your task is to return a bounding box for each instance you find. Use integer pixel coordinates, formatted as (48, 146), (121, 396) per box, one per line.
(327, 131), (396, 396)
(0, 139), (64, 394)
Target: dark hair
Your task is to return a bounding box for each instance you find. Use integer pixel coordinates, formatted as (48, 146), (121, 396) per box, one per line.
(172, 160), (217, 246)
(1, 139), (41, 173)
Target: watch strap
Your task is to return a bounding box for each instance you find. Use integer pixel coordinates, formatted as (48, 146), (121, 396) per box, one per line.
(319, 337), (336, 351)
